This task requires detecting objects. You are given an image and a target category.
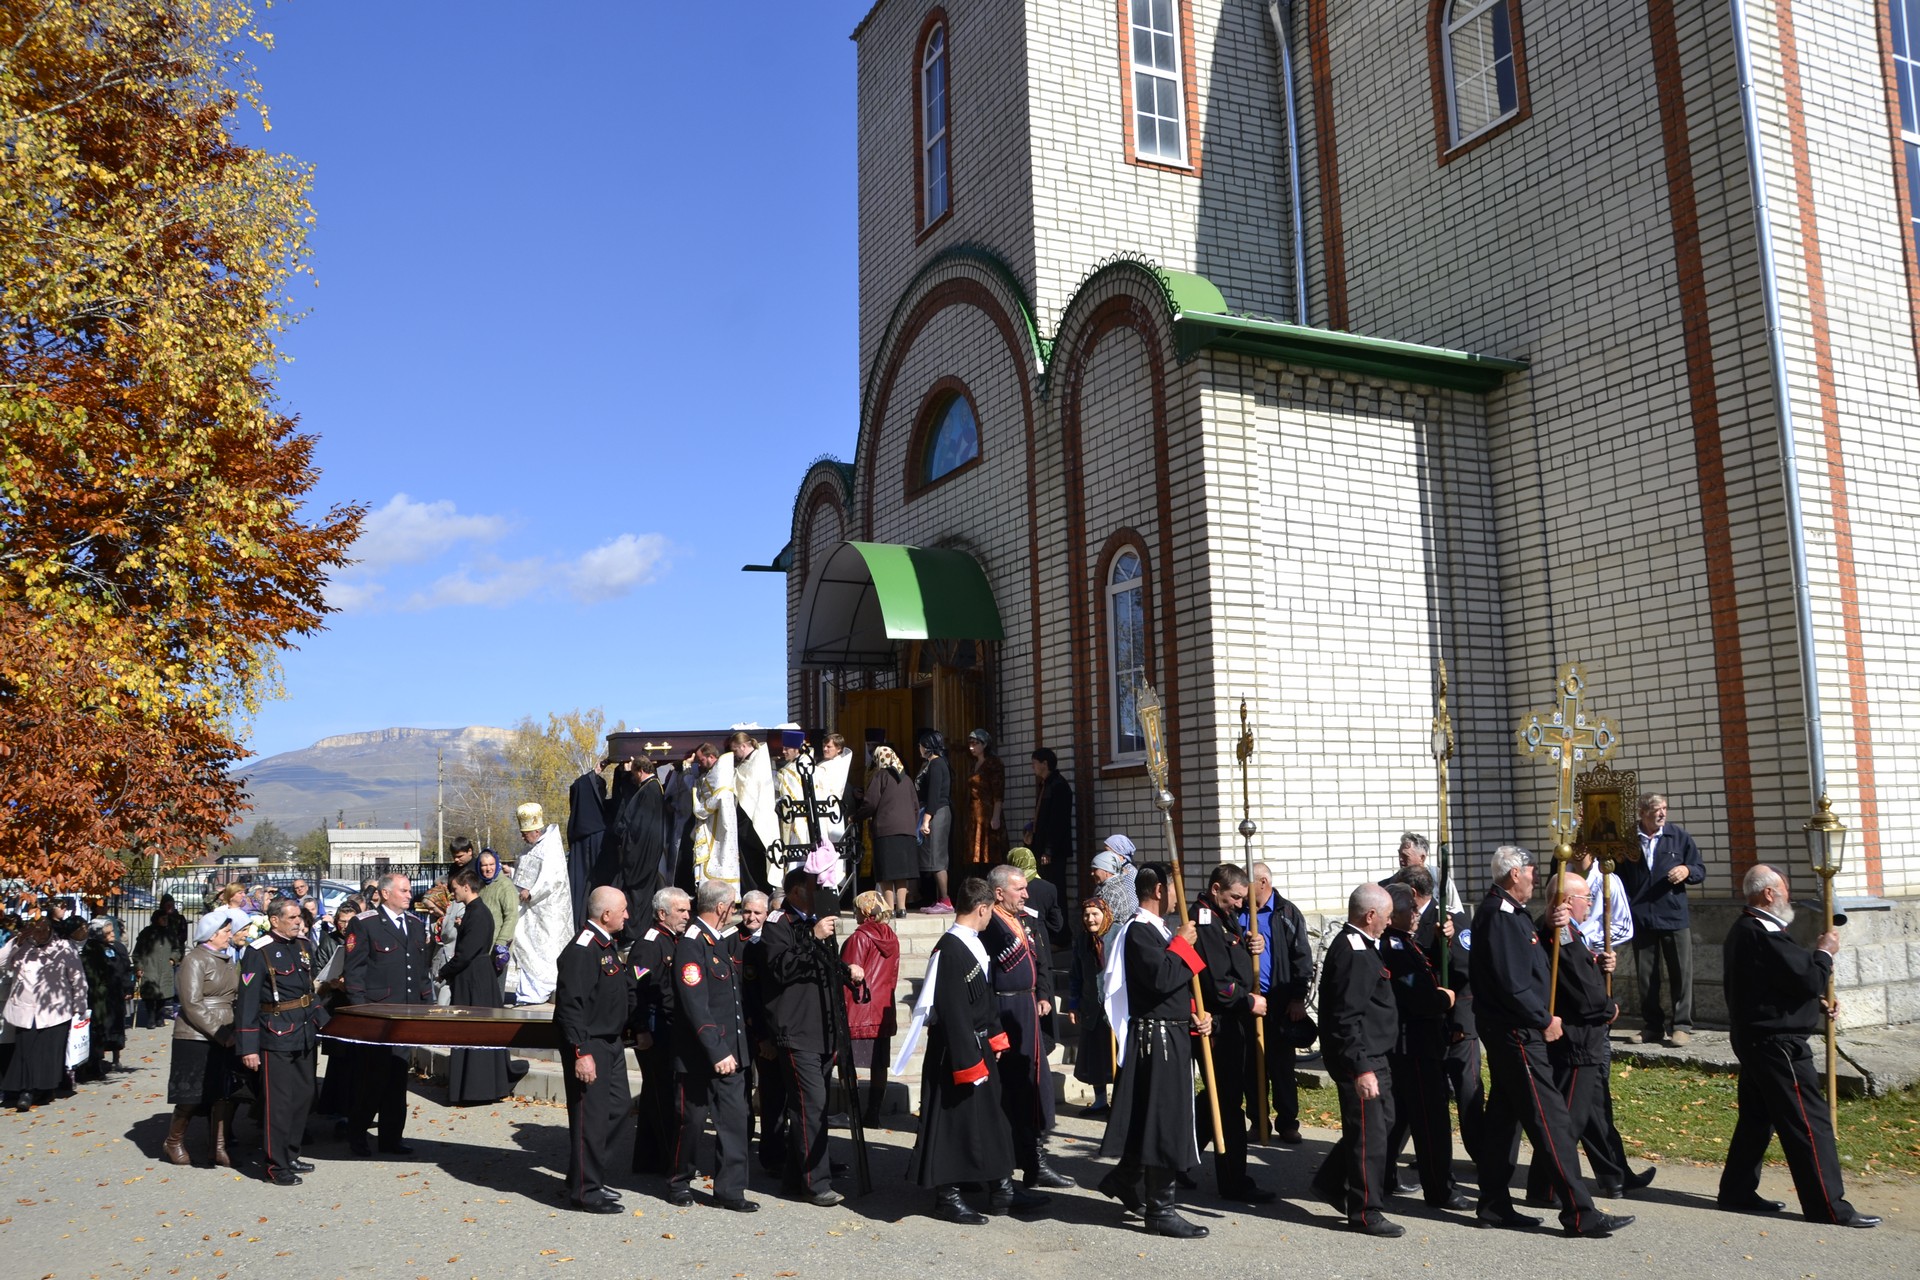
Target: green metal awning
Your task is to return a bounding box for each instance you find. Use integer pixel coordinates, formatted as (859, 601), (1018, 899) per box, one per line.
(797, 541), (1004, 668)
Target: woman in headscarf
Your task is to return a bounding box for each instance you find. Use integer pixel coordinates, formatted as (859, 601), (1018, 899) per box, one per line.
(1067, 896), (1117, 1115)
(133, 912), (184, 1028)
(1093, 834), (1139, 930)
(475, 848), (519, 1003)
(0, 917), (87, 1110)
(439, 868), (513, 1104)
(81, 917), (132, 1078)
(1007, 847), (1064, 949)
(165, 909), (244, 1166)
(840, 891), (901, 1127)
(858, 745), (921, 918)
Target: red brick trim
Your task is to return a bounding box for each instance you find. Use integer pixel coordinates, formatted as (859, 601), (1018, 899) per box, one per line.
(1057, 295), (1184, 890)
(1776, 0), (1883, 892)
(854, 277), (1042, 746)
(1874, 0), (1920, 375)
(1304, 0), (1348, 329)
(1645, 0), (1756, 872)
(1115, 0), (1203, 176)
(795, 483), (846, 585)
(903, 375), (985, 500)
(1092, 529), (1155, 770)
(1427, 0), (1533, 165)
(913, 9), (954, 241)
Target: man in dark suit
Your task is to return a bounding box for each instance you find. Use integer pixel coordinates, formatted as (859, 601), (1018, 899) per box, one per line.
(1024, 749), (1073, 895)
(341, 871), (433, 1156)
(1616, 793), (1705, 1046)
(667, 879), (757, 1212)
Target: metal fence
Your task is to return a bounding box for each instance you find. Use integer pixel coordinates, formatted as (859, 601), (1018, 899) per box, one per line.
(103, 859), (456, 945)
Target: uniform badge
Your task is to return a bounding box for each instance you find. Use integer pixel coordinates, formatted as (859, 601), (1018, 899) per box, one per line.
(681, 961), (703, 987)
(600, 953), (620, 976)
(241, 971), (256, 985)
(346, 931), (359, 951)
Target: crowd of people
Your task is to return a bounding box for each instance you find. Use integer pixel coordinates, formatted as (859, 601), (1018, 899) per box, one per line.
(0, 763), (1880, 1242)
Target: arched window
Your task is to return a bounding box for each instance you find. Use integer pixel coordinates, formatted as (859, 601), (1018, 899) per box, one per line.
(919, 19), (951, 229)
(1438, 0), (1525, 150)
(1107, 550), (1147, 760)
(919, 390), (979, 486)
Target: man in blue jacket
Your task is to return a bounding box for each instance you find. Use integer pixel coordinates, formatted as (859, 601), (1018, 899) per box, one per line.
(1616, 794), (1705, 1047)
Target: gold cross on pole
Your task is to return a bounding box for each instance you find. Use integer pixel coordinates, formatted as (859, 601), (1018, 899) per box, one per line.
(1517, 662), (1621, 847)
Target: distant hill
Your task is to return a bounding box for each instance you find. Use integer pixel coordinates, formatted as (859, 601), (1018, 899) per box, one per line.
(232, 726), (512, 835)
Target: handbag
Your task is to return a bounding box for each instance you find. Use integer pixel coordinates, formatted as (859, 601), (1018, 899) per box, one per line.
(65, 1014), (92, 1068)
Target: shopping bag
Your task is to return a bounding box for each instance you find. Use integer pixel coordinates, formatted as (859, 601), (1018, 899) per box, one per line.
(65, 1014), (92, 1068)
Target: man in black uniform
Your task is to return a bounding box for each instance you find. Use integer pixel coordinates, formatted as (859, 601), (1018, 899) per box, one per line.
(1243, 861), (1313, 1144)
(667, 879), (758, 1211)
(1096, 862), (1212, 1239)
(981, 864), (1073, 1189)
(762, 868), (866, 1205)
(1470, 845), (1632, 1237)
(1524, 873), (1617, 1205)
(734, 890), (786, 1172)
(629, 886), (690, 1175)
(237, 896), (328, 1186)
(1381, 883), (1468, 1210)
(1385, 865), (1480, 1181)
(1190, 863), (1275, 1203)
(906, 876), (1045, 1224)
(554, 886), (636, 1212)
(342, 871), (432, 1157)
(1717, 865), (1878, 1227)
(1311, 883), (1404, 1236)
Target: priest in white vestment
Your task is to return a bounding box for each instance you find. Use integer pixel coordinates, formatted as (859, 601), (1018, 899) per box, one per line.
(508, 801), (571, 1004)
(731, 734), (778, 893)
(692, 747), (739, 889)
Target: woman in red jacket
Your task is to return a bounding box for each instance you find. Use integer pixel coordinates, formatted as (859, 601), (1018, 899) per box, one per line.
(841, 891), (901, 1127)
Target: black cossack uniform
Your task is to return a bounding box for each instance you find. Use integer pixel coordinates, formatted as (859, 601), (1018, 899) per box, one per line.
(1524, 923), (1615, 1201)
(236, 932), (328, 1181)
(553, 921), (638, 1206)
(628, 924), (679, 1174)
(1313, 924), (1399, 1225)
(668, 919), (752, 1202)
(1469, 886), (1599, 1230)
(1717, 909), (1864, 1224)
(341, 908), (432, 1152)
(1191, 896), (1262, 1194)
(1381, 926), (1458, 1204)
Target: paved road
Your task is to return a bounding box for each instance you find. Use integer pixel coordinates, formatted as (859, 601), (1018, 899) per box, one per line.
(3, 1027), (1912, 1279)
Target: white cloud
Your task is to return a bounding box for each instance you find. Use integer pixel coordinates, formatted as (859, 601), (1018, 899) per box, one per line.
(565, 533), (671, 601)
(352, 493), (509, 570)
(325, 578), (385, 612)
(402, 558), (548, 611)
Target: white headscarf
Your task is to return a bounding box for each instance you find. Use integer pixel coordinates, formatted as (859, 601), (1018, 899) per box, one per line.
(194, 908), (248, 945)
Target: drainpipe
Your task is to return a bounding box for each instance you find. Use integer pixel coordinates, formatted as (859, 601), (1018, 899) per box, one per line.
(1267, 0), (1311, 327)
(1727, 0), (1827, 814)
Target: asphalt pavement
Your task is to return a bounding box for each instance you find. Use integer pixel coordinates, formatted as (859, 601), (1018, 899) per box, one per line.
(2, 1026), (1913, 1279)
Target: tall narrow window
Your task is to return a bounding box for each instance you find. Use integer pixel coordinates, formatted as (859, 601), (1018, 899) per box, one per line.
(1129, 0), (1186, 165)
(1894, 0), (1920, 261)
(916, 388), (979, 489)
(921, 22), (950, 227)
(1107, 550), (1147, 759)
(1443, 0), (1521, 145)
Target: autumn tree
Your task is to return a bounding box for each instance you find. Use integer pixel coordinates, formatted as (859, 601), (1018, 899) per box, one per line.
(501, 709), (622, 839)
(0, 1), (362, 890)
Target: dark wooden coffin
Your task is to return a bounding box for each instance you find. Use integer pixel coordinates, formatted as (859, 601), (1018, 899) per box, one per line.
(320, 1002), (564, 1050)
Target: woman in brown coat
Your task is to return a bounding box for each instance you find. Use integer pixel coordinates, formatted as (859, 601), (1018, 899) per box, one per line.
(859, 745), (921, 917)
(164, 910), (244, 1166)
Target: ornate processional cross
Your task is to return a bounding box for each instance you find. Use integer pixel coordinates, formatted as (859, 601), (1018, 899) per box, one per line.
(1517, 663), (1620, 851)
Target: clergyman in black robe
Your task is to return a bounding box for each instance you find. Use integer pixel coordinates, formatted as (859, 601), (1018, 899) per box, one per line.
(566, 768), (612, 929)
(442, 872), (513, 1104)
(595, 763), (675, 944)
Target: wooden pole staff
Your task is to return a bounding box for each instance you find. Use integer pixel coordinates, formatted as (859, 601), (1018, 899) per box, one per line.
(1600, 854), (1615, 998)
(1547, 835), (1570, 1015)
(1821, 864), (1838, 1112)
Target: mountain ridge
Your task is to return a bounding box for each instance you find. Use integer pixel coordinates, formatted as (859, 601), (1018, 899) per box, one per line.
(232, 725), (511, 836)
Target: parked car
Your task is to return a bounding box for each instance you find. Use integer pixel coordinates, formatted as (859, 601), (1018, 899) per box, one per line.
(315, 879), (362, 917)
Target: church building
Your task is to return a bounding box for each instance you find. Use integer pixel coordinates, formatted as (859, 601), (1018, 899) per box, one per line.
(765, 0), (1920, 1010)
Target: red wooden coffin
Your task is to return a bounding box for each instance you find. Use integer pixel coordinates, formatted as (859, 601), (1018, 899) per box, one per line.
(320, 1002), (564, 1050)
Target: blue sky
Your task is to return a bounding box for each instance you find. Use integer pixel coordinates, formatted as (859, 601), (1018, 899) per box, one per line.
(239, 1), (876, 758)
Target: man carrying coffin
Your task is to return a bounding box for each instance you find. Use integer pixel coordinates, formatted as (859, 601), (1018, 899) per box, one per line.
(896, 876), (1048, 1224)
(1096, 861), (1212, 1239)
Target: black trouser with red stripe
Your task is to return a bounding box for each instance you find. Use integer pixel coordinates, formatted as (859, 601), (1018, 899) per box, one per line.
(1476, 1026), (1597, 1228)
(782, 1048), (835, 1192)
(1720, 1032), (1856, 1222)
(1525, 1055), (1606, 1200)
(564, 1039), (629, 1205)
(669, 1066), (751, 1201)
(260, 1046), (315, 1179)
(1314, 1066), (1395, 1224)
(1388, 1051), (1455, 1203)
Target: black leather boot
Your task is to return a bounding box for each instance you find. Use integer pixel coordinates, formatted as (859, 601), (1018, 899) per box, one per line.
(1025, 1147), (1076, 1189)
(1097, 1162), (1145, 1214)
(934, 1184), (987, 1225)
(1143, 1167), (1208, 1239)
(987, 1177), (1051, 1216)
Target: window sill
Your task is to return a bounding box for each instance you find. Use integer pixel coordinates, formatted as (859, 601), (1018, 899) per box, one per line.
(915, 207), (954, 246)
(1438, 106), (1529, 165)
(1101, 759), (1149, 779)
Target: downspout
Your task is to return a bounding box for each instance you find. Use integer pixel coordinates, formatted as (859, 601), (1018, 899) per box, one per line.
(1727, 0), (1827, 811)
(1268, 0), (1311, 327)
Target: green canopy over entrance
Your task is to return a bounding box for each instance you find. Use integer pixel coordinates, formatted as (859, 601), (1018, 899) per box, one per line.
(797, 541), (1004, 668)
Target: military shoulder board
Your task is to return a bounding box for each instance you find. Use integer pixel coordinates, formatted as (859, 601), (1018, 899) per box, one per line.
(1346, 932), (1366, 950)
(644, 928), (660, 941)
(574, 929), (595, 947)
(767, 911), (785, 923)
(719, 926), (738, 938)
(249, 934), (275, 950)
(1499, 899), (1516, 913)
(1021, 906), (1039, 919)
(1198, 907), (1213, 926)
